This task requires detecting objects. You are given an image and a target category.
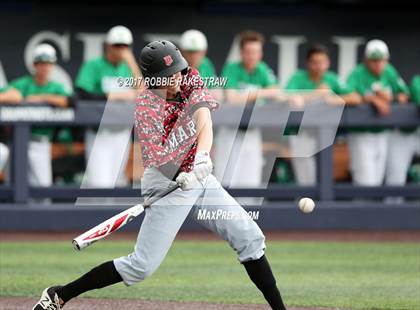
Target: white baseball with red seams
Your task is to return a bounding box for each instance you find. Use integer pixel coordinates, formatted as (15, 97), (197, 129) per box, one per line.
(298, 197), (315, 213)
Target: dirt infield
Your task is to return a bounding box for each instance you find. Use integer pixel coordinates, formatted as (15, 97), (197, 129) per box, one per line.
(0, 297), (340, 310)
(1, 229), (419, 243)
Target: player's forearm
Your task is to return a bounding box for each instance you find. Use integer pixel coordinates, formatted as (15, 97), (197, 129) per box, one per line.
(0, 88), (22, 103)
(365, 94), (391, 116)
(225, 89), (252, 105)
(227, 88), (281, 104)
(41, 95), (69, 107)
(258, 87), (280, 100)
(376, 90), (392, 102)
(396, 93), (409, 104)
(341, 92), (363, 105)
(107, 90), (137, 101)
(193, 107), (213, 153)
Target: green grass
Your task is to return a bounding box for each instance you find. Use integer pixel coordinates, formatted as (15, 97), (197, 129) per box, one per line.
(0, 240), (419, 309)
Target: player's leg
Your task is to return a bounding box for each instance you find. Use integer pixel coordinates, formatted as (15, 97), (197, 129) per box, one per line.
(374, 132), (389, 185)
(33, 168), (203, 309)
(83, 129), (95, 162)
(216, 128), (263, 188)
(28, 137), (52, 187)
(214, 126), (237, 186)
(230, 128), (263, 187)
(108, 129), (132, 187)
(97, 131), (125, 187)
(83, 129), (116, 187)
(83, 129), (131, 188)
(415, 129), (420, 155)
(192, 175), (287, 310)
(289, 130), (317, 185)
(385, 130), (414, 185)
(55, 198), (196, 305)
(0, 142), (9, 171)
(348, 133), (377, 185)
(113, 180), (202, 286)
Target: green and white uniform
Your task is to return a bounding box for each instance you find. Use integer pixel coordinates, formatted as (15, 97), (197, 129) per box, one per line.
(285, 70), (351, 185)
(223, 61), (277, 90)
(76, 56), (133, 188)
(385, 74), (420, 188)
(346, 63), (410, 186)
(286, 70), (350, 95)
(10, 75), (70, 186)
(11, 76), (70, 185)
(347, 63), (409, 133)
(76, 56), (132, 96)
(215, 61), (277, 187)
(11, 76), (69, 139)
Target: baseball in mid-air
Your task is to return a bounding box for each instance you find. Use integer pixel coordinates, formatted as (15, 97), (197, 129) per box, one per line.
(298, 197), (315, 213)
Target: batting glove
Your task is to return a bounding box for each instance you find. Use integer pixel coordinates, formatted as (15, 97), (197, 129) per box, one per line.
(176, 172), (201, 191)
(193, 151), (213, 180)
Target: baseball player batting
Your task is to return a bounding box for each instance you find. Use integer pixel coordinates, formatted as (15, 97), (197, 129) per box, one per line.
(32, 40), (287, 310)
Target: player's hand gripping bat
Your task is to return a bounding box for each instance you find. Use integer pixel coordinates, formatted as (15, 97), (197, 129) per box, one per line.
(72, 184), (180, 251)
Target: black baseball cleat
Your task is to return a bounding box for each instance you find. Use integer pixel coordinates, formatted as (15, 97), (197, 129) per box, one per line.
(32, 286), (64, 310)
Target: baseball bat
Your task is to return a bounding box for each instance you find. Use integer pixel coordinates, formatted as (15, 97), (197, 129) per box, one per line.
(72, 184), (180, 251)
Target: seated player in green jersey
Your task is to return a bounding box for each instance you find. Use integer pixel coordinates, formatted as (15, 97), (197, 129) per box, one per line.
(286, 44), (361, 105)
(285, 44), (361, 185)
(222, 30), (281, 105)
(10, 44), (71, 188)
(346, 39), (410, 186)
(75, 26), (141, 188)
(75, 25), (141, 101)
(216, 31), (282, 188)
(179, 29), (216, 79)
(179, 29), (223, 102)
(347, 40), (409, 117)
(10, 44), (70, 109)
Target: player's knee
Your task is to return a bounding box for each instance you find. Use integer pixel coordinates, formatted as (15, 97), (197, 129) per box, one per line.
(130, 253), (159, 281)
(238, 230), (266, 262)
(114, 252), (159, 285)
(139, 262), (159, 280)
(0, 143), (9, 171)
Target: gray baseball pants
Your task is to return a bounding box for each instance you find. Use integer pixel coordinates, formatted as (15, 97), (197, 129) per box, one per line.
(114, 167), (265, 286)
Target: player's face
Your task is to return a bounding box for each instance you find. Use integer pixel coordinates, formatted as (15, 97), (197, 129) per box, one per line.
(159, 71), (182, 95)
(307, 53), (330, 76)
(366, 59), (387, 76)
(107, 44), (129, 62)
(182, 50), (206, 69)
(240, 41), (262, 71)
(34, 62), (54, 78)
